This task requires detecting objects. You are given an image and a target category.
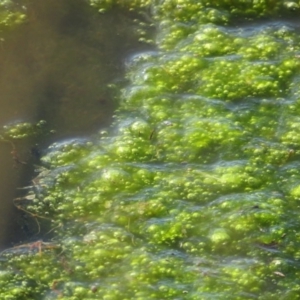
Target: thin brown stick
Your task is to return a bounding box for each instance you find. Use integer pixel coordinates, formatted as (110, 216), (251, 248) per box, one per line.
(13, 201), (51, 235)
(0, 240), (59, 256)
(0, 138), (26, 166)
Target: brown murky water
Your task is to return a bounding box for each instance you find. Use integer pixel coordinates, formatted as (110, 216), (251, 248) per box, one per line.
(0, 0), (150, 248)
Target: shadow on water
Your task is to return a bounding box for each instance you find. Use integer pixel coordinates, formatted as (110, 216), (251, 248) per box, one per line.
(0, 0), (151, 249)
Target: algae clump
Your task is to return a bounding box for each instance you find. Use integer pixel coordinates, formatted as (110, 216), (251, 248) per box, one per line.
(0, 0), (26, 34)
(1, 0), (300, 299)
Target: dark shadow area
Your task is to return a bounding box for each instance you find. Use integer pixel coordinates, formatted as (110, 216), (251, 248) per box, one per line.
(0, 0), (152, 248)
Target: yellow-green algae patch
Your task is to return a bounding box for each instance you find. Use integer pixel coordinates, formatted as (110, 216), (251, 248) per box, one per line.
(2, 1), (300, 299)
(0, 0), (26, 34)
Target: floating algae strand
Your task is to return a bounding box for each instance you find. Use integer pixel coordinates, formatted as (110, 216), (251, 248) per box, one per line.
(2, 0), (300, 299)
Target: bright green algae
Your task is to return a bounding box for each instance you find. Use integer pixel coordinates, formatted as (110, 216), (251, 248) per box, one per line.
(3, 1), (300, 299)
(0, 0), (25, 33)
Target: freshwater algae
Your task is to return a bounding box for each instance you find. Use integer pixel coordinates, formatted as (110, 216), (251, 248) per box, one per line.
(1, 120), (47, 140)
(0, 0), (25, 33)
(2, 0), (300, 299)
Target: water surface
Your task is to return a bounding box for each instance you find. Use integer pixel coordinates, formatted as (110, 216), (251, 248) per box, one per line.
(0, 0), (150, 248)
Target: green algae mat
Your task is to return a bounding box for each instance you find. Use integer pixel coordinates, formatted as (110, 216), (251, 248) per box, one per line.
(3, 0), (300, 299)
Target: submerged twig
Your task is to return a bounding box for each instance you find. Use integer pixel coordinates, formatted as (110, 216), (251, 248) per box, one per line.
(0, 240), (60, 256)
(0, 137), (27, 167)
(13, 200), (51, 235)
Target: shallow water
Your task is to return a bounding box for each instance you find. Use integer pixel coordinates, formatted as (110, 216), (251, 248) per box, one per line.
(0, 0), (150, 248)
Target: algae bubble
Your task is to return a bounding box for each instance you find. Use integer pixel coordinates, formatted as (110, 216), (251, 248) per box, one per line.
(1, 0), (300, 299)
